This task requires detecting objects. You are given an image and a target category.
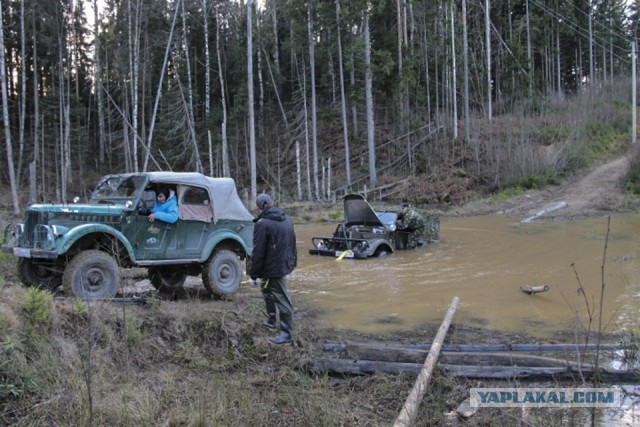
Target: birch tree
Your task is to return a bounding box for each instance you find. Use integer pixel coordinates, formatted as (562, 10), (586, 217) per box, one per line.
(215, 4), (230, 177)
(364, 3), (376, 187)
(336, 0), (351, 188)
(248, 0), (257, 204)
(94, 0), (106, 164)
(308, 1), (319, 199)
(17, 0), (26, 181)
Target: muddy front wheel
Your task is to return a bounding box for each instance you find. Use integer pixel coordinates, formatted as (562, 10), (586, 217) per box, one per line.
(63, 250), (120, 300)
(18, 258), (62, 290)
(202, 250), (242, 296)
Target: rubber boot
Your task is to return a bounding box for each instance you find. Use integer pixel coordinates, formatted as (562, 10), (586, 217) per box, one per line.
(263, 300), (277, 329)
(262, 291), (278, 329)
(268, 313), (293, 344)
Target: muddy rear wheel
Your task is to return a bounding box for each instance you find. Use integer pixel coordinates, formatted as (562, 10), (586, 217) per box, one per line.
(202, 250), (242, 296)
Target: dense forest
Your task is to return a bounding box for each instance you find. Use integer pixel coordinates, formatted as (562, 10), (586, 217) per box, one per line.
(0, 0), (638, 214)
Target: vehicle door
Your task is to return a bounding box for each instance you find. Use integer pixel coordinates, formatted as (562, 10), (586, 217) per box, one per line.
(164, 184), (214, 260)
(127, 188), (178, 260)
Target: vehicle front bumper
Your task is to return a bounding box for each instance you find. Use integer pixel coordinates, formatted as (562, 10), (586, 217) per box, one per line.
(1, 244), (58, 260)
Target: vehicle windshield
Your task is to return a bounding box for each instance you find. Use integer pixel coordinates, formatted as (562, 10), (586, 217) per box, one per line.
(91, 175), (147, 204)
(376, 211), (398, 228)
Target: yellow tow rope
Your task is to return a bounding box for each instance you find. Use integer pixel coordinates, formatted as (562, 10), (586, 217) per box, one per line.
(336, 250), (352, 261)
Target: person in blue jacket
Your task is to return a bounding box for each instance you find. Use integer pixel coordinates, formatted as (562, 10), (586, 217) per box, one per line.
(140, 187), (178, 223)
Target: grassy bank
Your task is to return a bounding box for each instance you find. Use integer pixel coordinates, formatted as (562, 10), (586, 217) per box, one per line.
(0, 268), (632, 426)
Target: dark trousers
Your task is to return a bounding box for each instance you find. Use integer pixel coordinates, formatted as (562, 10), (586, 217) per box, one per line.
(261, 276), (294, 337)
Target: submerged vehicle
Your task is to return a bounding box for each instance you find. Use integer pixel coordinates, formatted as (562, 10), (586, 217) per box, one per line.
(309, 194), (426, 259)
(2, 172), (254, 299)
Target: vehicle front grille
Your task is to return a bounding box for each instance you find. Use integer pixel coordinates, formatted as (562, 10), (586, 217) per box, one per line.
(23, 211), (41, 246)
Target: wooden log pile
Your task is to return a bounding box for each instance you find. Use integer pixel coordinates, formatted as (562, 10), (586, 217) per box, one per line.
(311, 341), (640, 382)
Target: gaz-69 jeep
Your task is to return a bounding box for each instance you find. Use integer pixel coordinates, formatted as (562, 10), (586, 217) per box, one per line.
(309, 194), (439, 259)
(2, 172), (254, 299)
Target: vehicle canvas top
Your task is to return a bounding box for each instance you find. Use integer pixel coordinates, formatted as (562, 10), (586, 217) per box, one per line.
(93, 172), (254, 222)
(343, 194), (385, 228)
(146, 172), (253, 222)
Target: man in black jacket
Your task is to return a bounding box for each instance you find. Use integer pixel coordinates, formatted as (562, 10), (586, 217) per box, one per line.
(249, 193), (297, 344)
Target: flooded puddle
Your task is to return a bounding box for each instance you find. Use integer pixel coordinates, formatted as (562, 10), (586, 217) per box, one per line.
(290, 214), (640, 339)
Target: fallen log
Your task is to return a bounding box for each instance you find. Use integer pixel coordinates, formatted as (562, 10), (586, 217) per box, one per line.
(394, 296), (460, 427)
(344, 342), (594, 368)
(309, 358), (640, 382)
(323, 342), (623, 353)
(519, 201), (568, 223)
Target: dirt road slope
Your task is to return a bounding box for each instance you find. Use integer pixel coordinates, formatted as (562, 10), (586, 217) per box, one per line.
(456, 153), (640, 220)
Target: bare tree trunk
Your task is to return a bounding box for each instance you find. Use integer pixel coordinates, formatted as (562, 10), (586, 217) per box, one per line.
(215, 5), (230, 178)
(94, 0), (106, 164)
(633, 41), (637, 145)
(180, 0), (203, 172)
(0, 0), (20, 214)
(450, 1), (457, 139)
(308, 2), (319, 199)
(396, 0), (404, 119)
(296, 140), (302, 200)
(364, 3), (376, 187)
(350, 52), (358, 138)
(144, 0), (181, 171)
(485, 0), (491, 122)
(335, 0), (351, 189)
(270, 0), (279, 77)
(257, 14), (265, 138)
(248, 0), (257, 204)
(588, 0), (594, 85)
(461, 0), (470, 143)
(203, 0), (212, 175)
(32, 9), (39, 203)
(17, 0), (26, 182)
(301, 54), (312, 201)
(57, 34), (71, 203)
(128, 0), (141, 172)
(526, 0), (532, 97)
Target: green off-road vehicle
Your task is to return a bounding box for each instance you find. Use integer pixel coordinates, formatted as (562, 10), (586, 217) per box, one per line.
(2, 172), (254, 299)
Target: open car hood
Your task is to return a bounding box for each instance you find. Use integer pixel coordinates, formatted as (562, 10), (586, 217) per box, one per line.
(343, 194), (385, 227)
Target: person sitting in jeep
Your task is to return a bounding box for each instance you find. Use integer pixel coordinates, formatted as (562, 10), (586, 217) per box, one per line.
(139, 187), (178, 223)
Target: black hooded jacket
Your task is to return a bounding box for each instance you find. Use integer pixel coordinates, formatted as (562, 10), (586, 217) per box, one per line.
(249, 206), (297, 280)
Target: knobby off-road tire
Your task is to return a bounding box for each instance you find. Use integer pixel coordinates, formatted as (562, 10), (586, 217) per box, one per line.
(202, 250), (242, 296)
(18, 258), (62, 290)
(62, 250), (120, 299)
(148, 267), (187, 291)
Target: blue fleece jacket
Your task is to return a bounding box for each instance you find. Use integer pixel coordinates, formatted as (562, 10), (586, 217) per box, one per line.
(151, 195), (179, 223)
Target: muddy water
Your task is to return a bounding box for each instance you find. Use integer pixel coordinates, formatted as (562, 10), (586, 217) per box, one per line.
(289, 214), (640, 338)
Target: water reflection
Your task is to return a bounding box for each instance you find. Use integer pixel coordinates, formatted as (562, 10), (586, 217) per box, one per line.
(290, 214), (640, 338)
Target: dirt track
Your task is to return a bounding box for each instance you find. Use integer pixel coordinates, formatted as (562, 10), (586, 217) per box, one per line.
(458, 153), (639, 220)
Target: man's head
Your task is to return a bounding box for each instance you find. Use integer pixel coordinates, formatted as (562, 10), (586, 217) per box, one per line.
(256, 193), (273, 211)
(401, 201), (410, 211)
